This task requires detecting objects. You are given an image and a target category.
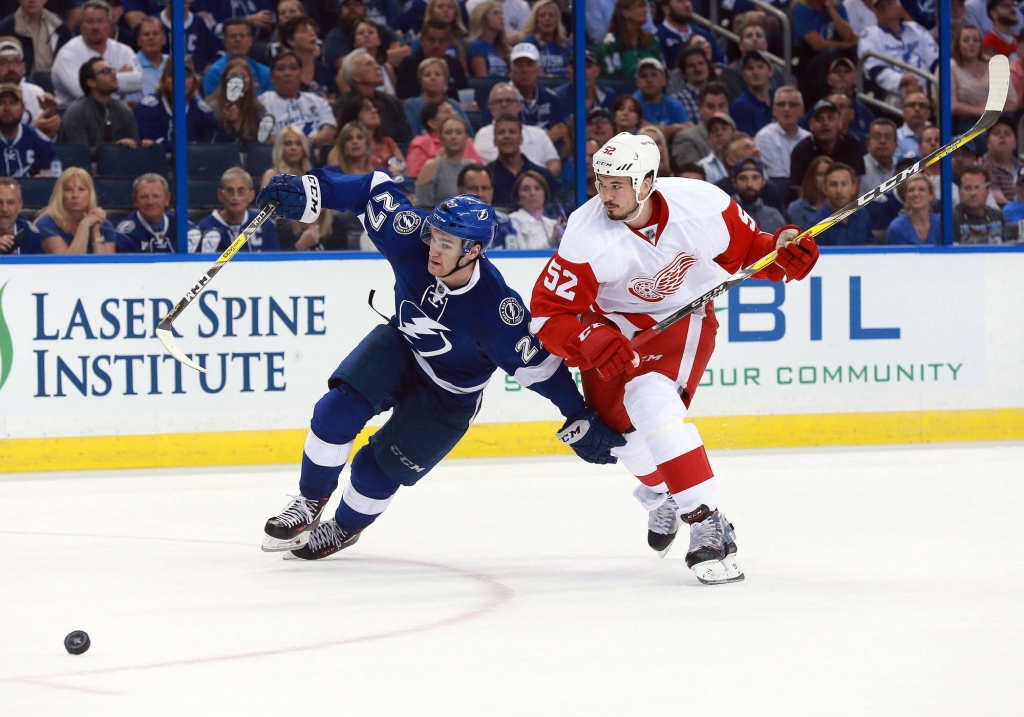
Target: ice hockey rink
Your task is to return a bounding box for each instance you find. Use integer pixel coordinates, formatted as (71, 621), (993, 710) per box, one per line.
(1, 442), (1022, 716)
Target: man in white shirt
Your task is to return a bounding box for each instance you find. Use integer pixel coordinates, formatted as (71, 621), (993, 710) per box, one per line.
(51, 0), (141, 108)
(0, 36), (59, 138)
(473, 82), (562, 176)
(861, 117), (897, 190)
(259, 50), (337, 147)
(697, 112), (734, 184)
(754, 86), (810, 181)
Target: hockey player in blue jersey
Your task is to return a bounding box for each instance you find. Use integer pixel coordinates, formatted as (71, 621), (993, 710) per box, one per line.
(256, 169), (625, 559)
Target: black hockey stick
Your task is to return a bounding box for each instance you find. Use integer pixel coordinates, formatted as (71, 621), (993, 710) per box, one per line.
(616, 55), (1011, 357)
(156, 201), (279, 372)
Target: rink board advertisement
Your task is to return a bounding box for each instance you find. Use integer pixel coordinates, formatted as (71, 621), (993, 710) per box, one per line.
(0, 249), (1022, 470)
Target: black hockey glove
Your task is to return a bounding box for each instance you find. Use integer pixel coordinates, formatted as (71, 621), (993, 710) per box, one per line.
(256, 173), (321, 222)
(557, 409), (626, 465)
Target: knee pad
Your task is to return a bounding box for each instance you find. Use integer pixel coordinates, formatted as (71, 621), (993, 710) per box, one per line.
(611, 430), (658, 478)
(310, 382), (375, 446)
(622, 373), (687, 436)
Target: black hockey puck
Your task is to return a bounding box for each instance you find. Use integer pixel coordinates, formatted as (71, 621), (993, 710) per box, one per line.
(64, 630), (90, 655)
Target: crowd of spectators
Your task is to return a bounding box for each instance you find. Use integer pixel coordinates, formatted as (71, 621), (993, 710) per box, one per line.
(1, 0), (1023, 256)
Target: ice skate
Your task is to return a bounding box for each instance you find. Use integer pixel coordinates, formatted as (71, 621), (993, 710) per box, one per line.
(288, 518), (362, 560)
(681, 505), (744, 585)
(647, 492), (679, 557)
(262, 495), (331, 552)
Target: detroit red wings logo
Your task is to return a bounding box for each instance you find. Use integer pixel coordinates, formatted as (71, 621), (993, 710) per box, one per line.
(627, 252), (699, 302)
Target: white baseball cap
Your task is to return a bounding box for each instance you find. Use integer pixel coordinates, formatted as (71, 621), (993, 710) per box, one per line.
(510, 42), (540, 63)
(0, 39), (23, 58)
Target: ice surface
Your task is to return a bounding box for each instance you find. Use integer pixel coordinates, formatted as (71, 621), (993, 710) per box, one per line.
(2, 443), (1023, 716)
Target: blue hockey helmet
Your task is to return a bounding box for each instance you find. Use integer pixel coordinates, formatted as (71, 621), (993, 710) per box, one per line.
(422, 194), (498, 254)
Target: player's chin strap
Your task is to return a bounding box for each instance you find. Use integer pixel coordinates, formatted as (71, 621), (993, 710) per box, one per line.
(624, 181), (655, 224)
(438, 252), (481, 279)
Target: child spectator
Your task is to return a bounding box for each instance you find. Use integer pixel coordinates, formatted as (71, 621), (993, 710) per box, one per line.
(415, 115), (475, 207)
(206, 59), (269, 144)
(115, 173), (200, 253)
(0, 83), (60, 177)
(467, 1), (511, 77)
(135, 57), (217, 146)
(197, 167), (280, 253)
(36, 167), (118, 254)
(260, 50), (338, 148)
(809, 162), (873, 244)
(597, 0), (664, 79)
(633, 57), (690, 141)
(0, 177), (43, 255)
(954, 164), (1010, 242)
(886, 173), (940, 245)
(523, 0), (570, 77)
(507, 169), (562, 247)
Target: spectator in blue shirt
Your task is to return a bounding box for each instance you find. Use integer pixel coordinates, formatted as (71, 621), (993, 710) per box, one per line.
(655, 0), (724, 69)
(792, 0), (858, 106)
(633, 57), (691, 142)
(508, 42), (567, 142)
(116, 173), (201, 253)
(486, 114), (559, 206)
(729, 50), (774, 137)
(523, 0), (571, 77)
(36, 167), (118, 254)
(202, 19), (273, 97)
(126, 16), (166, 103)
(467, 1), (511, 77)
(826, 57), (875, 141)
(159, 0), (223, 74)
(0, 83), (61, 178)
(1002, 166), (1024, 224)
(197, 167), (280, 253)
(810, 162), (873, 244)
(0, 177), (44, 255)
(887, 173), (940, 245)
(203, 0), (276, 39)
(135, 58), (218, 146)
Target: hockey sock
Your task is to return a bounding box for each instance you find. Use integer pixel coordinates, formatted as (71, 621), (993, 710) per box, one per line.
(299, 384), (375, 500)
(335, 445), (401, 532)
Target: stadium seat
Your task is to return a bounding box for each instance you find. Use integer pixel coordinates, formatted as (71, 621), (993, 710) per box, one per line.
(94, 178), (135, 208)
(187, 144), (242, 178)
(55, 144), (91, 171)
(538, 77), (566, 90)
(96, 144), (168, 177)
(243, 144), (274, 178)
(19, 177), (56, 208)
(32, 71), (53, 93)
(602, 78), (638, 97)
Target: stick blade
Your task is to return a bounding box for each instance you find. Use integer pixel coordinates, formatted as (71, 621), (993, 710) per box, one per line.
(986, 55), (1010, 113)
(156, 327), (207, 373)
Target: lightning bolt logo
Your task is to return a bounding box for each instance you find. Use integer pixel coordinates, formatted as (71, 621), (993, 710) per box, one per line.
(397, 304), (453, 357)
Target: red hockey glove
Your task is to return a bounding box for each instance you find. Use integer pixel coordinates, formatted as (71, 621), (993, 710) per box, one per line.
(572, 323), (639, 381)
(762, 226), (819, 283)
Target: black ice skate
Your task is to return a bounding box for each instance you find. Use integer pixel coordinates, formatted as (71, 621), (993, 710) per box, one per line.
(289, 518), (362, 560)
(647, 492), (679, 557)
(680, 505), (744, 585)
(262, 495), (331, 552)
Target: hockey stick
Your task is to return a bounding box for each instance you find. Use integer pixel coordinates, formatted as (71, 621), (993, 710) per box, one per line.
(156, 201), (279, 372)
(610, 55), (1011, 358)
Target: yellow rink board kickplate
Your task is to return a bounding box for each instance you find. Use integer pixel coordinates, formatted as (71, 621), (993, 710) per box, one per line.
(2, 408), (1023, 473)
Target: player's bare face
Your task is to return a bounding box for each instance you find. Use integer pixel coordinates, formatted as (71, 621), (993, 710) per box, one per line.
(427, 229), (464, 276)
(595, 174), (639, 221)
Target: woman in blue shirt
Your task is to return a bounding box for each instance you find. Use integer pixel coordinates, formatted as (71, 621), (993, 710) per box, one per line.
(887, 174), (941, 245)
(523, 0), (571, 77)
(134, 58), (218, 147)
(466, 1), (511, 77)
(787, 155), (833, 229)
(37, 168), (118, 254)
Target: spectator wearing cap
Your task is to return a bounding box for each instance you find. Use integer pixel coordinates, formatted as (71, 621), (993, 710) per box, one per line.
(134, 57), (217, 147)
(124, 17), (166, 104)
(669, 46), (710, 122)
(789, 99), (866, 197)
(754, 86), (810, 187)
(467, 1), (512, 77)
(886, 172), (940, 245)
(965, 0), (1024, 37)
(0, 0), (72, 77)
(955, 24), (1019, 136)
(474, 83), (561, 175)
(792, 0), (857, 106)
(57, 56), (139, 152)
(396, 18), (469, 100)
(0, 177), (44, 255)
(825, 57), (875, 140)
(978, 114), (1020, 204)
(984, 0), (1019, 59)
(554, 51), (616, 118)
(400, 56), (473, 139)
(586, 107), (615, 145)
(203, 19), (272, 98)
(337, 49), (413, 145)
(731, 157), (785, 233)
(896, 91), (932, 157)
(597, 0), (664, 79)
(809, 162), (873, 245)
(0, 37), (60, 139)
(719, 19), (785, 102)
(1000, 166), (1024, 224)
(486, 114), (559, 206)
(523, 0), (570, 77)
(728, 50), (774, 137)
(51, 0), (142, 108)
(260, 51), (338, 148)
(859, 0), (939, 99)
(633, 57), (690, 141)
(115, 173), (201, 253)
(0, 83), (60, 177)
(505, 42), (567, 142)
(954, 164), (1010, 243)
(670, 81), (729, 169)
(157, 0), (222, 75)
(715, 132), (788, 216)
(697, 112), (734, 184)
(655, 0), (724, 69)
(862, 118), (898, 191)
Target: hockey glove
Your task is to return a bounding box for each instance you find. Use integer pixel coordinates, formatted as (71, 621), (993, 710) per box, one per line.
(256, 173), (322, 222)
(573, 323), (639, 381)
(763, 226), (819, 283)
(557, 409), (626, 465)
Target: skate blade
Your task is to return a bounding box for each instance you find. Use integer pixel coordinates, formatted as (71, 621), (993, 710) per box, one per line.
(691, 555), (745, 585)
(657, 540), (674, 559)
(261, 532), (311, 552)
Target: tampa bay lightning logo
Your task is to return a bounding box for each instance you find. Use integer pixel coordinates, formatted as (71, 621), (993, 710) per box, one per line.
(498, 297), (524, 325)
(396, 290), (452, 357)
(393, 210), (421, 235)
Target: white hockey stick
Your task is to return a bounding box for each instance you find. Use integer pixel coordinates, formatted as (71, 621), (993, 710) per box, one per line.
(617, 55), (1011, 356)
(156, 201), (279, 372)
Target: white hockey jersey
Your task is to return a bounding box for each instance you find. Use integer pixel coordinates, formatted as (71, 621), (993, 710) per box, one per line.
(530, 178), (777, 357)
(857, 22), (939, 95)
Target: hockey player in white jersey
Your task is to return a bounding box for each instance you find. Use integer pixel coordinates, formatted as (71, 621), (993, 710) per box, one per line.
(530, 133), (819, 584)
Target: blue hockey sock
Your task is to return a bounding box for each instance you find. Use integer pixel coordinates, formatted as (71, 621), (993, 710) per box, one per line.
(335, 445), (401, 532)
(298, 384), (374, 500)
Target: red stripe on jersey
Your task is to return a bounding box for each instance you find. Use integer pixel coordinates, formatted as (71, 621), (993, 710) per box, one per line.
(530, 252), (601, 359)
(637, 469), (664, 487)
(713, 199), (776, 275)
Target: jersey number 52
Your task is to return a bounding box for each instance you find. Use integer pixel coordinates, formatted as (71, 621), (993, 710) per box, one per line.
(543, 258), (577, 300)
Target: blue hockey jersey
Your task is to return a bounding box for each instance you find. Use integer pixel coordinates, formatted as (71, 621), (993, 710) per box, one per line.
(196, 209), (280, 253)
(134, 94), (219, 146)
(115, 211), (202, 253)
(309, 168), (586, 417)
(0, 124), (61, 178)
